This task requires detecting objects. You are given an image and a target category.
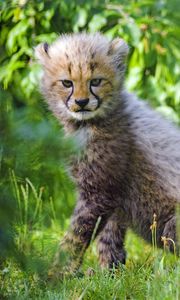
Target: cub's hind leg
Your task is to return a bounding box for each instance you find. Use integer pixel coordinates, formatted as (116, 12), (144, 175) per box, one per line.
(162, 216), (179, 254)
(97, 211), (128, 269)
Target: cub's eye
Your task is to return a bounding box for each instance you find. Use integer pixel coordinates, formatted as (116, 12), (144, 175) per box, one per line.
(61, 80), (73, 88)
(90, 78), (102, 87)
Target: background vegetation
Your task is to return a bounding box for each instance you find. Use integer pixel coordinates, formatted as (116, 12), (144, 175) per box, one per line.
(0, 0), (179, 299)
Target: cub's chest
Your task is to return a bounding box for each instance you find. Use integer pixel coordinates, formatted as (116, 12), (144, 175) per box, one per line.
(73, 129), (120, 170)
(72, 126), (104, 169)
(73, 127), (92, 150)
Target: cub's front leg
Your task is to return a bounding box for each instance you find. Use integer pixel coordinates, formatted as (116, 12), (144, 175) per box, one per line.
(49, 194), (112, 279)
(97, 211), (128, 269)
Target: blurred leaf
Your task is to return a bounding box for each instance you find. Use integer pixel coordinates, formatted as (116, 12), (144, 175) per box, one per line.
(88, 14), (107, 32)
(125, 22), (141, 47)
(73, 8), (88, 32)
(6, 19), (31, 54)
(156, 106), (179, 123)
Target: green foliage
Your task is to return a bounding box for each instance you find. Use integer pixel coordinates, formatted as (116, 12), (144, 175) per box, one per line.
(0, 0), (179, 298)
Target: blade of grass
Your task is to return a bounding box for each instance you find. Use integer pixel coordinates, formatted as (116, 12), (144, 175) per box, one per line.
(10, 169), (23, 226)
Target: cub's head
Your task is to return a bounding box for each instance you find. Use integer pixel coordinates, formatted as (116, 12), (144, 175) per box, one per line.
(35, 33), (128, 123)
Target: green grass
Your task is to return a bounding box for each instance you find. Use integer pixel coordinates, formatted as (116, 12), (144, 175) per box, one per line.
(0, 175), (179, 300)
(1, 232), (179, 300)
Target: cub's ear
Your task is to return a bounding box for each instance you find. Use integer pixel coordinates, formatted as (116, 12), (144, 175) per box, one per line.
(108, 38), (129, 68)
(34, 42), (50, 65)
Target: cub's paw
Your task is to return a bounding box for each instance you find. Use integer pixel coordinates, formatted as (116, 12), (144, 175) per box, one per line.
(47, 267), (72, 281)
(47, 265), (83, 282)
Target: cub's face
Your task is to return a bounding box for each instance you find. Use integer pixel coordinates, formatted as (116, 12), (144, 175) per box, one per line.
(35, 33), (128, 122)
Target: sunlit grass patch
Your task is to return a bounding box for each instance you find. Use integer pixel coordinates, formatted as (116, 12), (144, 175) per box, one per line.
(1, 249), (179, 300)
(1, 225), (179, 299)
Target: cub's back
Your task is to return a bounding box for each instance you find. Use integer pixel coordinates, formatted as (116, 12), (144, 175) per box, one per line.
(121, 91), (180, 200)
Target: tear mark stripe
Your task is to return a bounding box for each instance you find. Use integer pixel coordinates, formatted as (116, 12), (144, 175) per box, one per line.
(90, 62), (98, 73)
(68, 63), (72, 75)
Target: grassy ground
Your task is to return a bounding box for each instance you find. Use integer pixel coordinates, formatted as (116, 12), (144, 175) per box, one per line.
(0, 176), (179, 300)
(1, 230), (179, 300)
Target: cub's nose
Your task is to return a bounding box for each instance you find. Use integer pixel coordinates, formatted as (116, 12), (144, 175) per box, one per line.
(75, 98), (89, 109)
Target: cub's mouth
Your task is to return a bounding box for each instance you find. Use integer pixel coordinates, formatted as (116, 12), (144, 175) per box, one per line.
(76, 108), (92, 112)
(68, 107), (99, 121)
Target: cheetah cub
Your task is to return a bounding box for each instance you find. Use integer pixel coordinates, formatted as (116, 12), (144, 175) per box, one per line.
(35, 32), (180, 277)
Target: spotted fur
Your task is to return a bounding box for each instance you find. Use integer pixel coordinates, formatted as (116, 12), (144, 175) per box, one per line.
(35, 32), (180, 277)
